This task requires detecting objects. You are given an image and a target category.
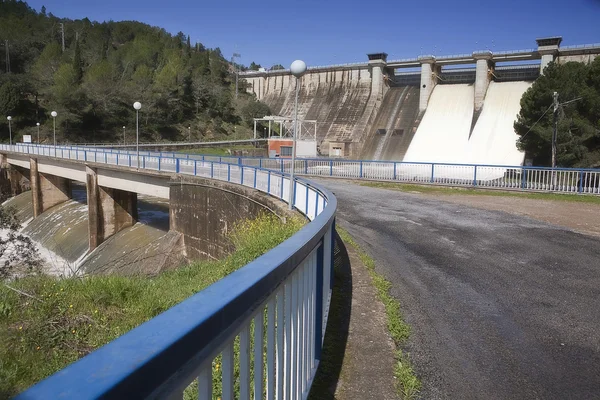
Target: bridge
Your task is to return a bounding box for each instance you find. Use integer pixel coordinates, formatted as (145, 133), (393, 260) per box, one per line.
(16, 143), (600, 195)
(1, 144), (336, 399)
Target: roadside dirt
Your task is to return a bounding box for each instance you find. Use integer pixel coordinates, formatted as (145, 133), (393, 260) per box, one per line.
(335, 242), (397, 400)
(427, 194), (600, 237)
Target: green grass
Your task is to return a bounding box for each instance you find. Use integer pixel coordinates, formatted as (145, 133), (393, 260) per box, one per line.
(337, 228), (422, 400)
(0, 214), (303, 398)
(359, 181), (600, 204)
(179, 145), (260, 156)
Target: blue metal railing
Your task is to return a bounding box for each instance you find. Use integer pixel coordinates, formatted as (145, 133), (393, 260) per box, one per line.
(1, 144), (337, 399)
(7, 143), (600, 195)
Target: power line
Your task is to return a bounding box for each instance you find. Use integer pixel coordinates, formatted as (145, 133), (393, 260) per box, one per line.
(517, 103), (553, 143)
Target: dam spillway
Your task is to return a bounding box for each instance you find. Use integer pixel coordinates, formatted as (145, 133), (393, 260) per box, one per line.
(2, 188), (182, 276)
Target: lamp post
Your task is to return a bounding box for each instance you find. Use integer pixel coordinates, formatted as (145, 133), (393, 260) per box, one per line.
(51, 111), (57, 156)
(288, 59), (307, 210)
(123, 126), (126, 145)
(6, 116), (12, 146)
(133, 102), (141, 169)
(188, 126), (191, 142)
(36, 122), (40, 144)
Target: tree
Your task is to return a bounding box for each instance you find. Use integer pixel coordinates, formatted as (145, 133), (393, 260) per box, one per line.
(73, 40), (83, 84)
(249, 61), (261, 71)
(271, 64), (284, 70)
(0, 81), (20, 116)
(240, 100), (271, 126)
(0, 2), (253, 143)
(515, 59), (600, 168)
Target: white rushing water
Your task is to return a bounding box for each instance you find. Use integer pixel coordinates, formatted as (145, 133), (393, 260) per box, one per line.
(1, 227), (78, 278)
(403, 84), (474, 164)
(467, 81), (532, 166)
(403, 81), (530, 167)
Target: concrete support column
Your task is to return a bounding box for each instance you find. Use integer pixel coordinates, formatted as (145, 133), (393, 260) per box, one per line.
(537, 37), (562, 74)
(39, 172), (71, 213)
(86, 166), (101, 250)
(87, 166), (138, 251)
(473, 51), (494, 112)
(30, 158), (42, 217)
(99, 187), (138, 240)
(418, 56), (437, 112)
(367, 53), (388, 101)
(0, 154), (12, 198)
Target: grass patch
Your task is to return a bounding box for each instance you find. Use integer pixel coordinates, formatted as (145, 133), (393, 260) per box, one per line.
(0, 213), (303, 398)
(359, 181), (600, 204)
(337, 228), (421, 399)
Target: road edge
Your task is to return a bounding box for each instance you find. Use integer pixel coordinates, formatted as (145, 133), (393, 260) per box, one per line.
(337, 227), (422, 399)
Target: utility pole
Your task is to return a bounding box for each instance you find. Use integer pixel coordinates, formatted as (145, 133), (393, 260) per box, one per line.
(551, 91), (559, 188)
(552, 91), (559, 169)
(4, 40), (10, 73)
(60, 23), (65, 52)
(232, 52), (241, 99)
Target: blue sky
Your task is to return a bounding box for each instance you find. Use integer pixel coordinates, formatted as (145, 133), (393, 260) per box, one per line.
(26, 0), (600, 69)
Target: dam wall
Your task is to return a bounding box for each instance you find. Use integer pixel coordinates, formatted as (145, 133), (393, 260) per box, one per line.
(242, 36), (599, 163)
(245, 67), (379, 157)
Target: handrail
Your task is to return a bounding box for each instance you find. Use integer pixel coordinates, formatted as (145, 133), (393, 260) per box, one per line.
(13, 143), (600, 173)
(2, 143), (337, 399)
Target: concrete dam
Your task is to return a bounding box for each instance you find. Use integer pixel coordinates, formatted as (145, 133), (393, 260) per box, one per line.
(243, 37), (600, 164)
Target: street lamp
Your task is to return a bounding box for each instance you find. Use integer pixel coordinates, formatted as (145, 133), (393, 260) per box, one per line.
(123, 126), (126, 145)
(51, 111), (57, 156)
(188, 126), (191, 142)
(6, 116), (12, 146)
(288, 59), (307, 210)
(133, 102), (141, 169)
(36, 122), (40, 144)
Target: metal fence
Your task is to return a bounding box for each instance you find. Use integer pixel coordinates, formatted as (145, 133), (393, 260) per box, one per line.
(15, 144), (600, 195)
(1, 144), (337, 400)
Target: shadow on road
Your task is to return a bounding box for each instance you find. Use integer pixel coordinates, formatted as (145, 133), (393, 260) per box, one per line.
(308, 231), (352, 400)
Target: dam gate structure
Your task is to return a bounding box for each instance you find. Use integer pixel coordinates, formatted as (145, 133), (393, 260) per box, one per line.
(241, 36), (600, 164)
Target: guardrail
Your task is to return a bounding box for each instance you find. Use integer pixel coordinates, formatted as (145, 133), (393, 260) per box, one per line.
(1, 143), (337, 400)
(13, 144), (600, 195)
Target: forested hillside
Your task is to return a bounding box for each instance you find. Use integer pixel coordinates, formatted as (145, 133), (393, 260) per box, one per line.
(0, 0), (270, 144)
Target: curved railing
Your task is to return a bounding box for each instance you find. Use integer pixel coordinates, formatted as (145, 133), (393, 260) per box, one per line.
(15, 143), (600, 195)
(1, 144), (337, 399)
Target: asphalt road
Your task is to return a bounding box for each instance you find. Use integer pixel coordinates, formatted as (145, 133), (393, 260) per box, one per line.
(317, 179), (600, 400)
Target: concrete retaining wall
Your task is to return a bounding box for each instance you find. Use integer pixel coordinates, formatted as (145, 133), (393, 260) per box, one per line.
(169, 176), (294, 261)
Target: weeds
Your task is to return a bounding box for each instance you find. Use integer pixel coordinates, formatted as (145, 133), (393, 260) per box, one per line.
(337, 228), (422, 399)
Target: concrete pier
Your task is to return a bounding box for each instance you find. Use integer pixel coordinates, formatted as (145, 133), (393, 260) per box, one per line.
(537, 37), (562, 74)
(86, 166), (138, 250)
(419, 56), (438, 112)
(368, 53), (388, 101)
(29, 157), (72, 217)
(473, 51), (494, 112)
